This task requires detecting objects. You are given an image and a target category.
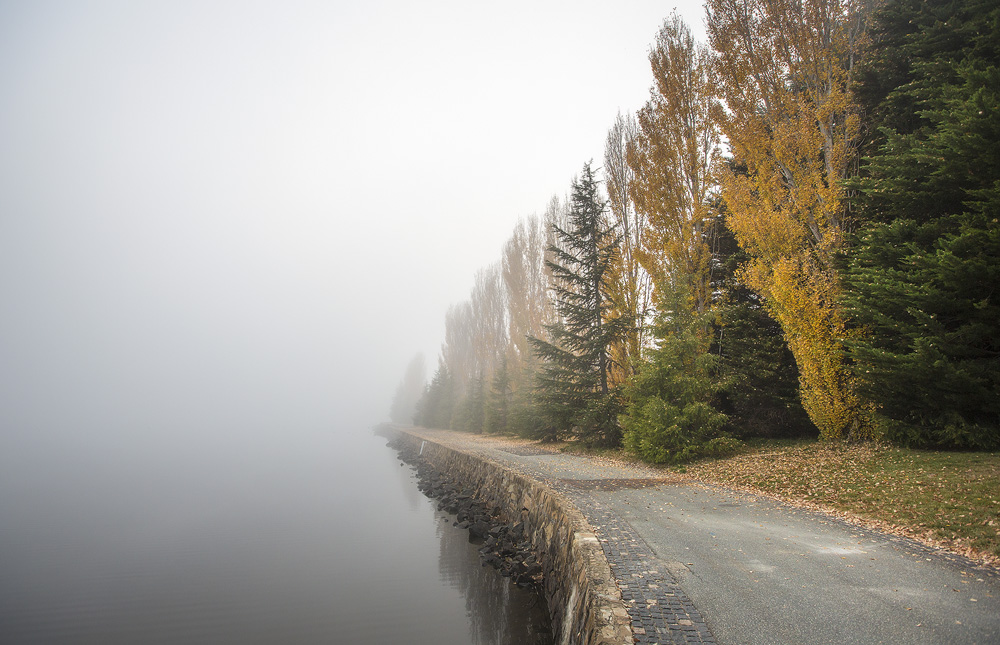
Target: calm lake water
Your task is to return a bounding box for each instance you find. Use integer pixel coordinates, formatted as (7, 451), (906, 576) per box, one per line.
(0, 428), (551, 644)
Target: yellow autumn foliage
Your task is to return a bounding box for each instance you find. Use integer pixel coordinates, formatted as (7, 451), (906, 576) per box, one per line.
(628, 15), (720, 317)
(707, 0), (874, 440)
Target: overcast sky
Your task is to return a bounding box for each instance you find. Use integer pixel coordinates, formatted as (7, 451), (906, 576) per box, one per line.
(0, 0), (707, 453)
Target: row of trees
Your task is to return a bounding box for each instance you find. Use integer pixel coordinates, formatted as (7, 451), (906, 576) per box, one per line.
(399, 0), (998, 459)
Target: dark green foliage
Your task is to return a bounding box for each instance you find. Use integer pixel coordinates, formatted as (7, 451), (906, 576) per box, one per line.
(847, 212), (1000, 448)
(854, 0), (1000, 158)
(529, 163), (626, 446)
(530, 323), (586, 442)
(507, 382), (546, 439)
(712, 207), (813, 438)
(846, 0), (1000, 449)
(714, 301), (814, 438)
(489, 359), (548, 439)
(621, 282), (739, 464)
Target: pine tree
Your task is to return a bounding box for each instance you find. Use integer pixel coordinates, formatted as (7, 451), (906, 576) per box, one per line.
(846, 0), (1000, 449)
(484, 359), (512, 434)
(621, 280), (737, 464)
(529, 163), (626, 446)
(452, 372), (485, 433)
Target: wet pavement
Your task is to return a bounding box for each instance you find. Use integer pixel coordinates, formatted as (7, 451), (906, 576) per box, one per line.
(405, 428), (1000, 645)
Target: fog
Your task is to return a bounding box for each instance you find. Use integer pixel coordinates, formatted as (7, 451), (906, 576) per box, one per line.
(1, 2), (709, 640)
(1, 1), (707, 461)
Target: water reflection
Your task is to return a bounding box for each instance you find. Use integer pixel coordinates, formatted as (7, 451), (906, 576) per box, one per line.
(0, 431), (551, 644)
(435, 513), (553, 645)
(393, 444), (429, 511)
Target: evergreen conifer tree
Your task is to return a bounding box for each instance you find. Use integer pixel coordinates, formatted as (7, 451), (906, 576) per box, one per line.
(389, 353), (426, 425)
(484, 359), (511, 434)
(621, 280), (737, 464)
(530, 163), (626, 446)
(846, 0), (1000, 448)
(414, 360), (455, 429)
(452, 373), (485, 433)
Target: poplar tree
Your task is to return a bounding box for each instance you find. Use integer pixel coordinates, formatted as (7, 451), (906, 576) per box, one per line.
(629, 14), (721, 316)
(502, 214), (555, 391)
(706, 0), (875, 441)
(530, 163), (625, 446)
(619, 14), (739, 460)
(604, 112), (653, 384)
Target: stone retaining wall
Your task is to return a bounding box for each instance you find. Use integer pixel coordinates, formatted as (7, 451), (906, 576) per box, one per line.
(397, 429), (631, 645)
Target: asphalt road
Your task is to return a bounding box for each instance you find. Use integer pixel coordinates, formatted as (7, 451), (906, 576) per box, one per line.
(410, 428), (1000, 645)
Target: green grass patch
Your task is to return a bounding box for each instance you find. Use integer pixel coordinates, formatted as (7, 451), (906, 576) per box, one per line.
(685, 441), (1000, 565)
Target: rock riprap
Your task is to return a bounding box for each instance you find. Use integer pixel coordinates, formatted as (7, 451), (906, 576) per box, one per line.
(391, 437), (544, 590)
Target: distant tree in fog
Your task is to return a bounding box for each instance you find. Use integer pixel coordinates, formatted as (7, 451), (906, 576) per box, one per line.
(414, 358), (455, 429)
(390, 353), (426, 424)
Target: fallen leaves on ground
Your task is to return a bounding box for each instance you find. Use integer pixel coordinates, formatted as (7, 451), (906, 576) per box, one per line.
(683, 441), (1000, 569)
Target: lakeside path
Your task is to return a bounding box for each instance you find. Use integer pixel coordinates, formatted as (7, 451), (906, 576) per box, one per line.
(403, 428), (1000, 645)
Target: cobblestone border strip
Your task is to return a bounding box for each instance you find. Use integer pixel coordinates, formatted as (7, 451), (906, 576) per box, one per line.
(444, 453), (716, 644)
(572, 493), (716, 644)
(400, 428), (716, 645)
(530, 474), (715, 645)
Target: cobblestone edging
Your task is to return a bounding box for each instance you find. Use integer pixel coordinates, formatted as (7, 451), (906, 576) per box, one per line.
(567, 494), (715, 644)
(397, 429), (718, 645)
(538, 475), (715, 644)
(396, 430), (632, 645)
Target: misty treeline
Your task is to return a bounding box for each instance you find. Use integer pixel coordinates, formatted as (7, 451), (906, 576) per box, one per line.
(391, 0), (999, 461)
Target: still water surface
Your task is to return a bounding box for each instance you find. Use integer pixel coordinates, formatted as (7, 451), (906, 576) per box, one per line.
(0, 428), (551, 644)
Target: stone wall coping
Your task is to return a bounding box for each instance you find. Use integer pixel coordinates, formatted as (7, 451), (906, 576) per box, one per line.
(397, 428), (632, 645)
